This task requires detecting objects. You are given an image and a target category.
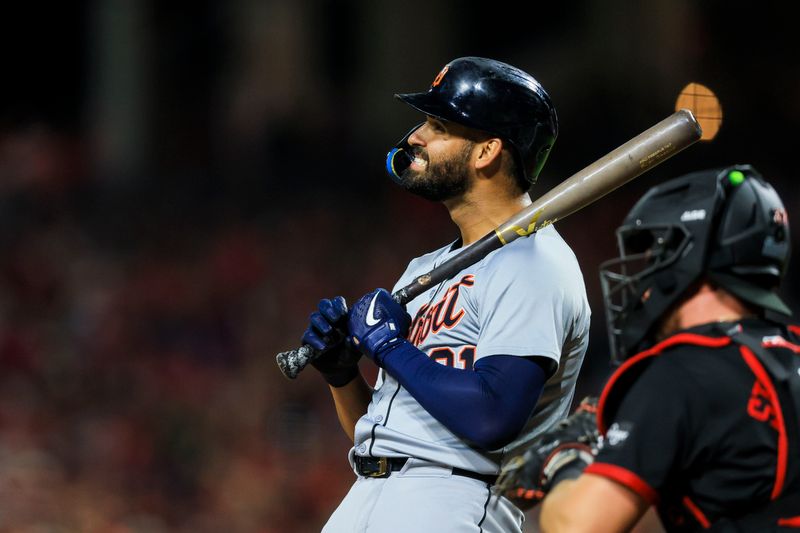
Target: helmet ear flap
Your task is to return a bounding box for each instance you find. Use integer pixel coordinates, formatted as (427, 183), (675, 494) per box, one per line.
(654, 271), (678, 294)
(526, 137), (555, 186)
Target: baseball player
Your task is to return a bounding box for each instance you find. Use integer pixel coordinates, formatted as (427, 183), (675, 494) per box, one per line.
(497, 164), (800, 532)
(301, 57), (591, 532)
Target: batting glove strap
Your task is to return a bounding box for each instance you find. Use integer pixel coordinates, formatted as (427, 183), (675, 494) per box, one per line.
(354, 321), (405, 366)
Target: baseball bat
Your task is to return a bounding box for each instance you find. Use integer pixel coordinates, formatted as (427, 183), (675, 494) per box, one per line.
(276, 109), (702, 379)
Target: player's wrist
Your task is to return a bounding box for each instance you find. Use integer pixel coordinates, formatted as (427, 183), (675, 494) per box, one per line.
(321, 365), (360, 387)
(373, 337), (412, 366)
(356, 323), (406, 366)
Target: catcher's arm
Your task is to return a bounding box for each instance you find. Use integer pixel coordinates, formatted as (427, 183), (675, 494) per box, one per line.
(496, 396), (652, 532)
(540, 474), (649, 533)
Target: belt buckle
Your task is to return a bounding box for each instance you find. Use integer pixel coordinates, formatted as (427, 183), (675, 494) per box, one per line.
(367, 456), (389, 478)
(358, 456), (390, 478)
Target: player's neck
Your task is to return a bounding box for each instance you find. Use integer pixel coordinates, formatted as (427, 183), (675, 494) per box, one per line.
(444, 181), (532, 247)
(657, 283), (754, 339)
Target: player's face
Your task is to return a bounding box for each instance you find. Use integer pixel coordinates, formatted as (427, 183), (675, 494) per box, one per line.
(398, 118), (475, 202)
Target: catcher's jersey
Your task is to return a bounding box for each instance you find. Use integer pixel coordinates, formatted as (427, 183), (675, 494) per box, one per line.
(588, 319), (800, 531)
(350, 225), (591, 474)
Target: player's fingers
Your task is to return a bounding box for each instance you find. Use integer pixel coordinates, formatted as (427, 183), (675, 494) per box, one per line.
(310, 312), (333, 336)
(332, 295), (348, 313)
(319, 296), (347, 323)
(301, 326), (327, 351)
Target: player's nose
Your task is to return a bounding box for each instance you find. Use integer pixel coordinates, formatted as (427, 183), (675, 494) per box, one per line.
(406, 123), (427, 146)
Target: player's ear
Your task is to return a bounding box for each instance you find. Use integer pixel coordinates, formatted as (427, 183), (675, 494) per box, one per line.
(474, 137), (503, 173)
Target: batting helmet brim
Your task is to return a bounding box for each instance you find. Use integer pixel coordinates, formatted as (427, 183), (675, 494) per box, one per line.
(394, 92), (474, 129)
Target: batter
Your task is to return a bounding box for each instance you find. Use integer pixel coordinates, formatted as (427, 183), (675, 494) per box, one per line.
(302, 57), (591, 533)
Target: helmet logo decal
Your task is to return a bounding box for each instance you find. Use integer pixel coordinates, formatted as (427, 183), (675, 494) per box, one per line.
(431, 65), (449, 88)
(680, 209), (706, 222)
(773, 208), (788, 226)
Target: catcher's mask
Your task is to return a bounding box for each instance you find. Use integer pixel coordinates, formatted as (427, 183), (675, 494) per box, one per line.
(385, 56), (558, 188)
(600, 164), (791, 363)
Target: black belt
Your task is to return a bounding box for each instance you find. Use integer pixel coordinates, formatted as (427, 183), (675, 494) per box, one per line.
(354, 456), (496, 485)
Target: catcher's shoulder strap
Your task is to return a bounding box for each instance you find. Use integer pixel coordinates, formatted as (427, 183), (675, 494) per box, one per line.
(728, 325), (800, 439)
(705, 323), (800, 531)
(596, 331), (731, 435)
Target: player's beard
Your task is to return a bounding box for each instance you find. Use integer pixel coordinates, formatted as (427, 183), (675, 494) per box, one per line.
(398, 142), (473, 202)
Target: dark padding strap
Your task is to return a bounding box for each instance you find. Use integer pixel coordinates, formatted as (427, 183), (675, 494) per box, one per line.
(708, 325), (800, 531)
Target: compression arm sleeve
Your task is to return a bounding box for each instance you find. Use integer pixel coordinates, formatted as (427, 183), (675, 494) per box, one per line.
(381, 339), (547, 450)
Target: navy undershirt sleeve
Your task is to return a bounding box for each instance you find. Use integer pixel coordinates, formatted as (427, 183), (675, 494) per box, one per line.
(381, 339), (547, 450)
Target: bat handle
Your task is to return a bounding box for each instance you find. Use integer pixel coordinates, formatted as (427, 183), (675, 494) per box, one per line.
(279, 292), (406, 380)
(276, 344), (320, 379)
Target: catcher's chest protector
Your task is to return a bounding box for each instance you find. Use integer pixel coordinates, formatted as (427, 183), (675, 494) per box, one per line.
(597, 323), (800, 532)
(707, 325), (800, 532)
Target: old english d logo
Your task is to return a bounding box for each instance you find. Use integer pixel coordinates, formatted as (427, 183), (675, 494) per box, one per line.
(409, 275), (474, 346)
(432, 65), (449, 87)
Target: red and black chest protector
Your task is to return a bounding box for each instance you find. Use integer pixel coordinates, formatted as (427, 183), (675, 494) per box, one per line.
(597, 322), (800, 532)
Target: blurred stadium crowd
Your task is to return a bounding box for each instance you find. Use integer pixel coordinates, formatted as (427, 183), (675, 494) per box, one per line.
(0, 121), (497, 531)
(0, 130), (345, 530)
(1, 1), (798, 532)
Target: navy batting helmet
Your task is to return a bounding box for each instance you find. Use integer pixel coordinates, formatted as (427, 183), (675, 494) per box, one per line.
(385, 57), (558, 187)
(600, 164), (791, 362)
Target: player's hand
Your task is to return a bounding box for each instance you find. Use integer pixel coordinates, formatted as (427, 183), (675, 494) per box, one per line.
(348, 288), (411, 366)
(302, 296), (362, 387)
(495, 397), (600, 510)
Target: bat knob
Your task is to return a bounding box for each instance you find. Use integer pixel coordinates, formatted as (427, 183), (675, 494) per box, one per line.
(276, 344), (316, 379)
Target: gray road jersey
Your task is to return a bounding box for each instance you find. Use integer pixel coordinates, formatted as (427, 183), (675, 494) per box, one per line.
(350, 225), (591, 474)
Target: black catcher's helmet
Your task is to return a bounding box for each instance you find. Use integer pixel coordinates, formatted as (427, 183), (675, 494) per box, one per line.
(386, 57), (558, 187)
(600, 164), (791, 362)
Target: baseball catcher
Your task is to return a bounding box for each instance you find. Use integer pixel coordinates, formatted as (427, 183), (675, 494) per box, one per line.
(498, 164), (800, 532)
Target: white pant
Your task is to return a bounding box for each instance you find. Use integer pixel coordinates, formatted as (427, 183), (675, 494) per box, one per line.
(322, 459), (525, 533)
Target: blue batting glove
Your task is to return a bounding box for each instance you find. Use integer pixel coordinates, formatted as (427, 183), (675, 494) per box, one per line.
(302, 296), (348, 352)
(348, 288), (411, 366)
(301, 296), (362, 387)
